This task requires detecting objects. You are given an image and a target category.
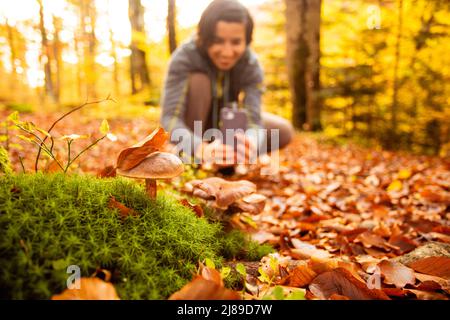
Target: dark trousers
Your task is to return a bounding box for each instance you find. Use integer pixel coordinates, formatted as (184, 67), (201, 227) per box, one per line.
(183, 73), (294, 152)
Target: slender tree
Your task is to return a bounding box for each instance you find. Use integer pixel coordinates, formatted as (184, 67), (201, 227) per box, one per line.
(5, 19), (17, 96)
(107, 0), (120, 96)
(128, 0), (151, 94)
(79, 0), (98, 99)
(391, 0), (403, 138)
(285, 0), (322, 131)
(167, 0), (177, 54)
(37, 0), (57, 103)
(52, 15), (63, 103)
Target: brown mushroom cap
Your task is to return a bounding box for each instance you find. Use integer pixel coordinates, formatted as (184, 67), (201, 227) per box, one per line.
(116, 151), (184, 179)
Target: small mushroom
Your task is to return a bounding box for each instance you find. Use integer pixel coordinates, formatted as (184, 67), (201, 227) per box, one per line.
(183, 177), (266, 213)
(116, 151), (184, 199)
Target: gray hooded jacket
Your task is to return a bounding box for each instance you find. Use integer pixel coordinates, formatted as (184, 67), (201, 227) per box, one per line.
(160, 38), (265, 156)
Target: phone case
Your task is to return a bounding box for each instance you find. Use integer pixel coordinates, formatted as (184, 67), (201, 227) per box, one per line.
(220, 107), (248, 145)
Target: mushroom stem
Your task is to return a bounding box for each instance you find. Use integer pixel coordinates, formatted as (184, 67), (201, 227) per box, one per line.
(145, 179), (157, 199)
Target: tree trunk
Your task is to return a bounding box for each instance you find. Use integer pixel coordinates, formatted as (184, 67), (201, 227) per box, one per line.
(391, 0), (403, 138)
(79, 0), (97, 99)
(167, 0), (177, 54)
(285, 0), (322, 131)
(107, 0), (120, 96)
(5, 19), (17, 97)
(74, 34), (83, 100)
(128, 0), (151, 94)
(38, 0), (56, 103)
(52, 15), (62, 104)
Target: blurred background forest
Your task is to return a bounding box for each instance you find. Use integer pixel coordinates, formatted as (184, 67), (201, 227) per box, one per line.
(0, 0), (449, 156)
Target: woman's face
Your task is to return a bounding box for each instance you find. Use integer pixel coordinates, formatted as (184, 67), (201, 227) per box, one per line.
(207, 21), (247, 71)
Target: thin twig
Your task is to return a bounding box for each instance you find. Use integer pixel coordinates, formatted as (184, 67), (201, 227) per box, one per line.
(18, 156), (25, 173)
(67, 135), (106, 168)
(34, 96), (115, 172)
(65, 140), (72, 173)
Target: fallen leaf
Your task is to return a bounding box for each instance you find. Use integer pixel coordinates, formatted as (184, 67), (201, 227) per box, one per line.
(45, 159), (63, 173)
(378, 260), (416, 288)
(288, 264), (317, 288)
(329, 294), (350, 300)
(179, 199), (204, 218)
(169, 276), (241, 300)
(407, 289), (449, 300)
(251, 230), (276, 244)
(52, 278), (120, 300)
(408, 256), (450, 279)
(388, 234), (418, 254)
(291, 238), (332, 260)
(309, 268), (390, 300)
(397, 169), (412, 180)
(414, 273), (450, 293)
(97, 165), (117, 178)
(116, 127), (168, 171)
(432, 226), (450, 236)
(419, 186), (450, 204)
(201, 266), (223, 286)
(387, 180), (403, 192)
(355, 231), (390, 250)
(108, 196), (138, 219)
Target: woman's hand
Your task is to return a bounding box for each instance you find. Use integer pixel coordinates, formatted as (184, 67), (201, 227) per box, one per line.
(195, 133), (257, 168)
(234, 132), (257, 165)
(196, 140), (237, 168)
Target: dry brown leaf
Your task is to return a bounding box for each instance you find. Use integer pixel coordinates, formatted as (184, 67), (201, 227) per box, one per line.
(288, 264), (317, 288)
(378, 260), (416, 288)
(116, 127), (168, 171)
(382, 287), (412, 298)
(251, 230), (276, 244)
(309, 268), (390, 300)
(108, 196), (138, 219)
(414, 273), (450, 293)
(291, 238), (332, 260)
(306, 257), (365, 284)
(201, 266), (223, 286)
(409, 256), (450, 279)
(407, 289), (449, 300)
(52, 277), (120, 300)
(179, 199), (204, 218)
(329, 293), (350, 300)
(355, 231), (389, 250)
(432, 226), (450, 235)
(45, 159), (63, 173)
(419, 186), (450, 204)
(388, 234), (418, 254)
(169, 276), (241, 300)
(97, 165), (117, 178)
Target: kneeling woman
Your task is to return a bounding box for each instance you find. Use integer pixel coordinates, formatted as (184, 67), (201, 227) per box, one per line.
(160, 0), (294, 166)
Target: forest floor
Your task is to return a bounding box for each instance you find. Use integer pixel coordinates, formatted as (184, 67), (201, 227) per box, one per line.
(3, 109), (450, 300)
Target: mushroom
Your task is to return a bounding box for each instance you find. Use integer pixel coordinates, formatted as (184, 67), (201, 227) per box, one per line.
(183, 177), (266, 214)
(116, 151), (184, 199)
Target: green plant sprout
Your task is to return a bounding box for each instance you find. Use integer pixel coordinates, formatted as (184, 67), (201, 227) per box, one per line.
(10, 96), (116, 173)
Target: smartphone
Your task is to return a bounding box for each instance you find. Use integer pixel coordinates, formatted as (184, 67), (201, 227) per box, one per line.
(220, 102), (248, 146)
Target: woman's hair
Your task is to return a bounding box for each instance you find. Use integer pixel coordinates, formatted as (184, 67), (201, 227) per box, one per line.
(196, 0), (254, 50)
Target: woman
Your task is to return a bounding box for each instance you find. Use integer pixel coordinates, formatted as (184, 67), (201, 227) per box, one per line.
(160, 0), (293, 167)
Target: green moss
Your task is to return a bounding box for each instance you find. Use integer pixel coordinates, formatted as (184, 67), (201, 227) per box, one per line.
(0, 173), (268, 299)
(219, 230), (274, 261)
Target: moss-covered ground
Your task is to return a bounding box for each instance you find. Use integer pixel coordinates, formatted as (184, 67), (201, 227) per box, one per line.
(0, 173), (272, 299)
